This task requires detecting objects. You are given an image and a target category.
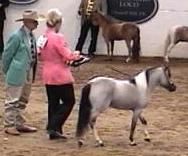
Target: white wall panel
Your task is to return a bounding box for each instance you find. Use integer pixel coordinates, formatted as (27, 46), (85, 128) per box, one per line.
(4, 0), (188, 58)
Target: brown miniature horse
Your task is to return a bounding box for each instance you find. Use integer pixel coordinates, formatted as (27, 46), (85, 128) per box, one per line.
(90, 12), (141, 63)
(164, 25), (188, 63)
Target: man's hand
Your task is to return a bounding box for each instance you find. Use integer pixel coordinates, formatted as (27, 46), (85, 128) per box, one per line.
(78, 9), (83, 16)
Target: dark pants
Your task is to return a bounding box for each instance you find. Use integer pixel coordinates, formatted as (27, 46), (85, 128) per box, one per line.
(45, 84), (75, 134)
(0, 20), (4, 55)
(75, 19), (99, 55)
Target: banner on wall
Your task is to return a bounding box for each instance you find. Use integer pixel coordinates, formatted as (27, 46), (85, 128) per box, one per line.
(107, 0), (159, 24)
(10, 0), (38, 4)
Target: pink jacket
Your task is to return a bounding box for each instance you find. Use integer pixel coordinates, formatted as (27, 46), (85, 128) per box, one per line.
(39, 28), (79, 85)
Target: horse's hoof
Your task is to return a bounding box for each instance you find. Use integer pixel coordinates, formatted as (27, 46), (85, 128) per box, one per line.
(125, 58), (131, 63)
(130, 141), (137, 146)
(99, 142), (105, 147)
(78, 140), (83, 148)
(144, 138), (151, 142)
(95, 141), (105, 147)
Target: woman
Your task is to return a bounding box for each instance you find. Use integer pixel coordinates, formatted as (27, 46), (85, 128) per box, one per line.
(39, 8), (81, 140)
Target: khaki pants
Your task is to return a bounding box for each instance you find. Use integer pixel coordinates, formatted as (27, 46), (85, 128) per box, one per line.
(4, 70), (32, 127)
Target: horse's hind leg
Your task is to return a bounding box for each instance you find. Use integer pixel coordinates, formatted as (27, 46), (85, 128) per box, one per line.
(105, 41), (112, 61)
(125, 40), (132, 63)
(164, 43), (175, 63)
(129, 109), (142, 146)
(90, 114), (104, 147)
(164, 31), (177, 63)
(139, 115), (150, 142)
(110, 40), (114, 59)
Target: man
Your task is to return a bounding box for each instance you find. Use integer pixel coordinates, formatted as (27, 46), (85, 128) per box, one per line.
(2, 10), (45, 135)
(75, 0), (107, 57)
(0, 0), (9, 56)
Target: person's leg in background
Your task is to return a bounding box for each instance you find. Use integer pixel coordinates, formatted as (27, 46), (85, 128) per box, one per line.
(0, 20), (4, 57)
(75, 20), (90, 54)
(88, 22), (99, 57)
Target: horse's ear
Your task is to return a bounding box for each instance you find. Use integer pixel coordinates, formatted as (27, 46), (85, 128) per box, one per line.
(91, 10), (97, 16)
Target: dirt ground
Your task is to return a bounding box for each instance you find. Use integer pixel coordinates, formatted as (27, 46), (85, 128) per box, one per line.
(0, 56), (188, 156)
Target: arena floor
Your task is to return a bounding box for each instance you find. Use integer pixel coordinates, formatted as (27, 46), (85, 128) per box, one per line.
(1, 56), (188, 156)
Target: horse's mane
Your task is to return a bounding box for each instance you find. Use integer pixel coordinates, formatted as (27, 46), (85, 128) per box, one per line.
(93, 12), (112, 24)
(88, 75), (105, 80)
(88, 74), (130, 81)
(96, 12), (134, 25)
(128, 65), (166, 79)
(100, 13), (112, 23)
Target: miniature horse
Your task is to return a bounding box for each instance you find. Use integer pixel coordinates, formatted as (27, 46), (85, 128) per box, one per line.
(76, 65), (176, 147)
(90, 12), (141, 63)
(164, 25), (188, 62)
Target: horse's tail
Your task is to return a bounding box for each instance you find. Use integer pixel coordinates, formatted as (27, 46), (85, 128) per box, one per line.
(76, 84), (92, 138)
(132, 27), (141, 63)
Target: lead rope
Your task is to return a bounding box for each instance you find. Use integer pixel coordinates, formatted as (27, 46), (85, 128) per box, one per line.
(107, 66), (132, 77)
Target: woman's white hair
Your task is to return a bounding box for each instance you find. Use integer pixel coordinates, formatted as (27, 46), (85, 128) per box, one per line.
(46, 8), (63, 26)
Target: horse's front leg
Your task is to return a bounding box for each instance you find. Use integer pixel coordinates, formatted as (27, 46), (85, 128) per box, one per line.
(129, 109), (142, 146)
(139, 115), (150, 142)
(105, 41), (112, 61)
(125, 40), (132, 63)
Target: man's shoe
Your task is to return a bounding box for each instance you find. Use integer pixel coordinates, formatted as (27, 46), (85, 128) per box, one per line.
(80, 52), (86, 56)
(5, 127), (21, 136)
(16, 125), (37, 133)
(48, 130), (67, 140)
(88, 53), (95, 58)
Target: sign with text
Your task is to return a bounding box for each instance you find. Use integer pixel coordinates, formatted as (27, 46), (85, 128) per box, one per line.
(10, 0), (38, 4)
(107, 0), (159, 24)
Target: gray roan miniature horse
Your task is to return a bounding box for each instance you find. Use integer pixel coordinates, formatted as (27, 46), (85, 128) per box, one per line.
(76, 65), (176, 147)
(164, 25), (188, 63)
(91, 11), (141, 63)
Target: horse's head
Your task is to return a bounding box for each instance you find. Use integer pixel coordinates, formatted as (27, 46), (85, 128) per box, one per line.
(90, 11), (100, 26)
(148, 65), (176, 92)
(158, 65), (176, 92)
(90, 11), (108, 26)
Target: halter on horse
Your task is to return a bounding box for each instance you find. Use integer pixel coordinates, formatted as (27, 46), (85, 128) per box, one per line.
(164, 25), (188, 62)
(90, 11), (141, 63)
(76, 65), (176, 147)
